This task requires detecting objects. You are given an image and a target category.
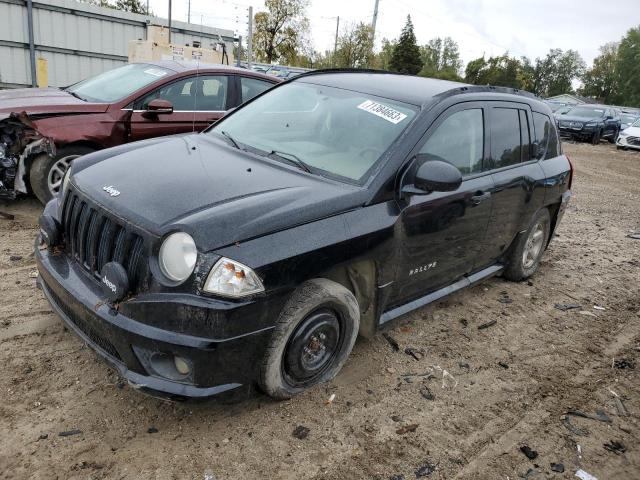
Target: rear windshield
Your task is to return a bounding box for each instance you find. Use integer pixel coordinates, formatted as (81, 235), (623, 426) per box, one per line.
(66, 64), (173, 103)
(209, 82), (418, 184)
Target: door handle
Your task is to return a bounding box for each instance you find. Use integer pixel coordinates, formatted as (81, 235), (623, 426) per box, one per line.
(470, 191), (491, 205)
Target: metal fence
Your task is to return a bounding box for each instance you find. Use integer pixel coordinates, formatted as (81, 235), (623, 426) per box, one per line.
(0, 0), (236, 88)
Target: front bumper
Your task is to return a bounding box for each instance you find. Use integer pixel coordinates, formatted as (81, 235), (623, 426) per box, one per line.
(616, 135), (640, 150)
(35, 237), (285, 401)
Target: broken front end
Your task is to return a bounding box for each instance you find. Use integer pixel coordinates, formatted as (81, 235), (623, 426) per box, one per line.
(0, 112), (55, 200)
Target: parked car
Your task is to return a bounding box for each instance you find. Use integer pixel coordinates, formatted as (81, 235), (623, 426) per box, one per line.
(556, 105), (621, 145)
(616, 117), (640, 150)
(0, 61), (279, 203)
(619, 113), (639, 132)
(36, 71), (572, 401)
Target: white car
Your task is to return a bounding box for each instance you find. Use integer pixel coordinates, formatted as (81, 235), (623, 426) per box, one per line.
(616, 118), (640, 150)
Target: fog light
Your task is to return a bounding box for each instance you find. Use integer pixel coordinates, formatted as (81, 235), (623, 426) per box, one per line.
(174, 356), (191, 375)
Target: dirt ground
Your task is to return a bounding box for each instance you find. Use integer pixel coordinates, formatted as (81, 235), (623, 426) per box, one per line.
(0, 142), (639, 480)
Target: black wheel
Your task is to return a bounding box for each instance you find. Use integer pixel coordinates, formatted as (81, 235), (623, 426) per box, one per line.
(29, 145), (95, 204)
(591, 129), (601, 145)
(607, 129), (619, 144)
(259, 278), (360, 399)
(503, 208), (551, 281)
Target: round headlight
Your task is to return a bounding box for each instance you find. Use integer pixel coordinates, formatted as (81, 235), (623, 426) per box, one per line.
(159, 232), (197, 282)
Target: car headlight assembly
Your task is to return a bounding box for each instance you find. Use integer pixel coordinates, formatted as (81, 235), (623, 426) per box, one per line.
(204, 257), (264, 298)
(618, 131), (628, 137)
(159, 232), (197, 282)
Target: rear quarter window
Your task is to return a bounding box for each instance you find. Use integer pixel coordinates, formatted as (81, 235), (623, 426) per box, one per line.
(532, 112), (560, 159)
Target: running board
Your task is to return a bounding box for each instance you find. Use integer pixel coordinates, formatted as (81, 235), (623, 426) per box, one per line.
(379, 264), (504, 325)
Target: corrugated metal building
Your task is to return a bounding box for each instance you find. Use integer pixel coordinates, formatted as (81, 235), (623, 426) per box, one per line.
(0, 0), (236, 88)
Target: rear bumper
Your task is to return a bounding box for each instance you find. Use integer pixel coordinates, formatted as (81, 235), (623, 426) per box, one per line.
(35, 238), (280, 401)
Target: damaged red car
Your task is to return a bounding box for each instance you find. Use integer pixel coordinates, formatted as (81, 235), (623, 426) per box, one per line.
(0, 61), (279, 203)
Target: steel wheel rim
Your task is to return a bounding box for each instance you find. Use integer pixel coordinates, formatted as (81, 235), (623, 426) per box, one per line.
(47, 155), (79, 197)
(283, 308), (341, 387)
(522, 222), (545, 269)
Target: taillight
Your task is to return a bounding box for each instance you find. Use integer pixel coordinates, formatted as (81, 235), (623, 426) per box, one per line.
(566, 155), (574, 189)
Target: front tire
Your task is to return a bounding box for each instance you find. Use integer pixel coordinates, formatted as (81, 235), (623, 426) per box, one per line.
(259, 279), (360, 400)
(607, 129), (618, 143)
(503, 208), (551, 281)
(591, 129), (601, 145)
(29, 145), (95, 204)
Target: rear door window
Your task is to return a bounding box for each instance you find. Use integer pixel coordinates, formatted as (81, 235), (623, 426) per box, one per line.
(490, 107), (522, 168)
(240, 77), (274, 103)
(418, 108), (484, 175)
(136, 75), (228, 111)
(532, 112), (559, 159)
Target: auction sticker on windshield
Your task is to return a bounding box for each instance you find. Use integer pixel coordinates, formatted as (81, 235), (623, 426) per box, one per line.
(358, 100), (407, 124)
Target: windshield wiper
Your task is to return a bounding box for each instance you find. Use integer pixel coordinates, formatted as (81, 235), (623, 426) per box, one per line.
(220, 130), (241, 149)
(66, 90), (86, 102)
(268, 150), (312, 173)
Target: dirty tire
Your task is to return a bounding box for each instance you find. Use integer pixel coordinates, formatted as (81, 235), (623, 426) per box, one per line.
(30, 145), (95, 204)
(259, 278), (360, 400)
(503, 208), (551, 282)
(607, 130), (618, 144)
(591, 129), (601, 145)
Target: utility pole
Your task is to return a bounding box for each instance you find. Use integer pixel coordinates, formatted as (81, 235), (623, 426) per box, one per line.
(187, 0), (191, 24)
(168, 0), (172, 44)
(237, 35), (242, 66)
(247, 6), (253, 68)
(333, 15), (339, 66)
(371, 0), (380, 41)
(26, 0), (37, 87)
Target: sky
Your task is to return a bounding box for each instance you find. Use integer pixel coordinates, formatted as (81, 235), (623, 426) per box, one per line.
(148, 0), (640, 68)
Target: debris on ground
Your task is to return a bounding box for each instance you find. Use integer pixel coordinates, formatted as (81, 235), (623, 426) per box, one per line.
(396, 424), (418, 435)
(9, 255), (22, 261)
(404, 347), (425, 361)
(498, 361), (509, 369)
(0, 210), (15, 220)
(522, 468), (540, 479)
(419, 386), (434, 400)
(579, 311), (597, 317)
(561, 416), (590, 436)
(415, 461), (437, 477)
(390, 415), (403, 422)
(147, 426), (158, 434)
(498, 292), (513, 304)
(459, 318), (468, 327)
(58, 429), (82, 437)
(593, 305), (605, 311)
(28, 270), (38, 278)
(519, 445), (538, 460)
(382, 333), (400, 352)
(566, 409), (611, 423)
(325, 393), (336, 405)
(477, 320), (497, 330)
(603, 440), (626, 455)
(389, 475), (405, 480)
(613, 358), (635, 370)
(627, 232), (640, 240)
(550, 462), (565, 473)
(575, 468), (598, 480)
(554, 303), (582, 311)
(292, 425), (310, 440)
(37, 434), (48, 440)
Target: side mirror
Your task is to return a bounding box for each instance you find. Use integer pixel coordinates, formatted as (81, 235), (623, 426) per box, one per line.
(408, 158), (462, 194)
(142, 99), (173, 118)
(531, 141), (540, 159)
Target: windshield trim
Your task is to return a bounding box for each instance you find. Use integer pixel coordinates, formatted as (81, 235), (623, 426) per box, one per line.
(209, 82), (421, 186)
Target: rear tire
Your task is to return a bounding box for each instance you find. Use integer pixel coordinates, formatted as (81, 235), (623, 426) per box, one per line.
(259, 279), (360, 400)
(503, 208), (551, 282)
(30, 145), (95, 204)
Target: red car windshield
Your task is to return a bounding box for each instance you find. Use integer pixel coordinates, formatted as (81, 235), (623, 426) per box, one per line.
(65, 64), (173, 103)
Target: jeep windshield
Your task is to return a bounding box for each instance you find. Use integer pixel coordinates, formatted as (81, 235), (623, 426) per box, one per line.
(209, 82), (418, 184)
(565, 107), (605, 118)
(65, 64), (173, 103)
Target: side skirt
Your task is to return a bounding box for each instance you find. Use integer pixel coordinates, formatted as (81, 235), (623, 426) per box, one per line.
(379, 264), (504, 325)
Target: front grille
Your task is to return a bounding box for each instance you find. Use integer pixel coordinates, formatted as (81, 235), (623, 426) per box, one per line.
(628, 136), (640, 146)
(559, 121), (583, 130)
(46, 283), (122, 362)
(61, 188), (149, 294)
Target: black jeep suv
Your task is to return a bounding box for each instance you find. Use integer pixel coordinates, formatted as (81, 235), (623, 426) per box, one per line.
(556, 105), (620, 144)
(36, 71), (572, 401)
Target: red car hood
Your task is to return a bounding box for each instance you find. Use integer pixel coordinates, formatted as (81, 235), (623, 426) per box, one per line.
(0, 88), (109, 119)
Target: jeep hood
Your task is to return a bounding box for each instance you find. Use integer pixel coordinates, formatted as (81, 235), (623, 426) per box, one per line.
(0, 88), (109, 119)
(71, 134), (365, 251)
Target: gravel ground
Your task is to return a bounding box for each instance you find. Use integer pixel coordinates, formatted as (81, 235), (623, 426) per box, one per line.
(0, 142), (639, 480)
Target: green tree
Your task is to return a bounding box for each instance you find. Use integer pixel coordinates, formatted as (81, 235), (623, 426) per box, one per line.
(389, 15), (423, 75)
(373, 38), (397, 70)
(464, 54), (522, 88)
(579, 43), (619, 103)
(419, 37), (462, 80)
(85, 0), (150, 14)
(533, 49), (586, 97)
(614, 25), (640, 107)
(253, 0), (309, 64)
(333, 22), (375, 68)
